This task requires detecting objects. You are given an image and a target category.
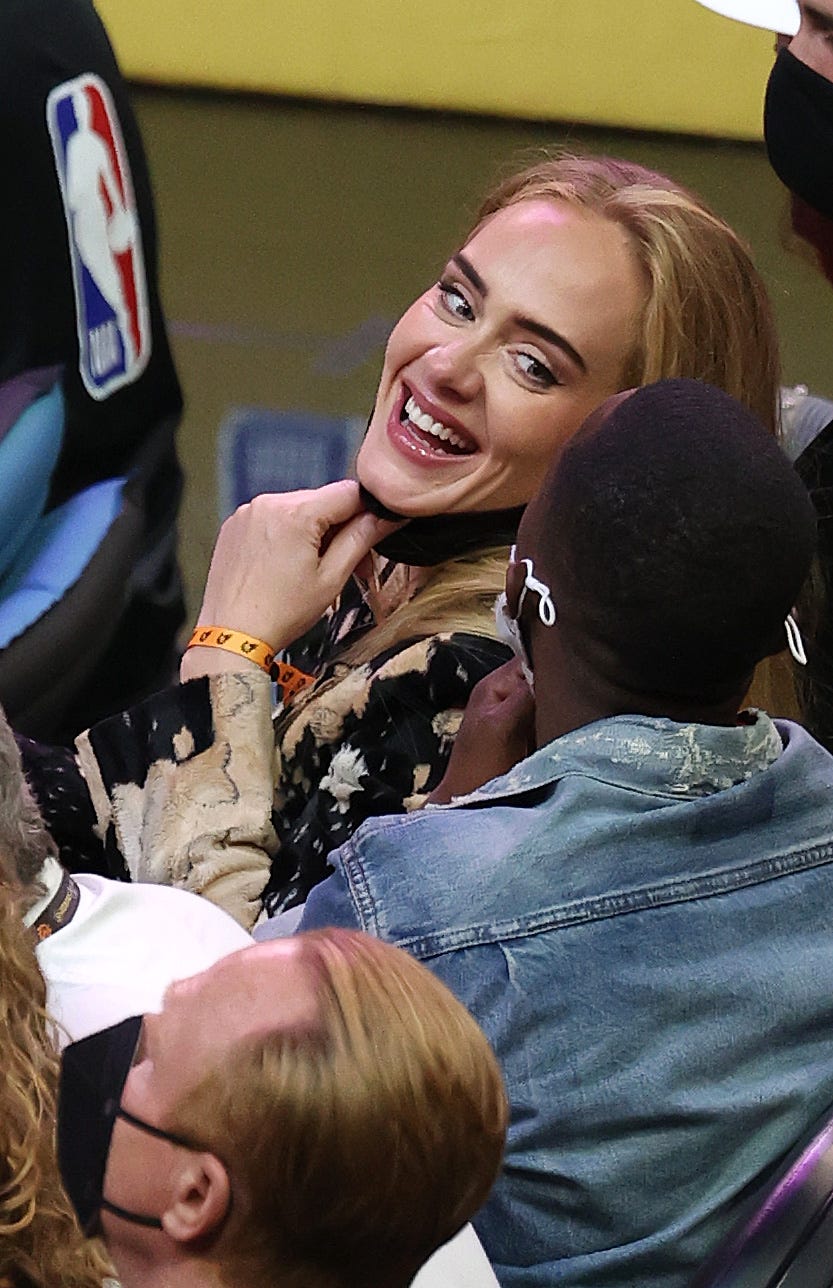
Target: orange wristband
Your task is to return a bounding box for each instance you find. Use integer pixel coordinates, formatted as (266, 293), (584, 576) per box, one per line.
(186, 627), (315, 702)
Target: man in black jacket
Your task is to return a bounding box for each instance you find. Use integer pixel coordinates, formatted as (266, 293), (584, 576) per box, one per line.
(0, 0), (185, 735)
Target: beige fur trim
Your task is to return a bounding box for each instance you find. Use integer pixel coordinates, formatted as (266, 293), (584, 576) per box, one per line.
(83, 672), (278, 930)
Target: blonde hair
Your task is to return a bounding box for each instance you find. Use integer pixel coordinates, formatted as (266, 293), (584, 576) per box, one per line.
(0, 887), (109, 1288)
(172, 928), (508, 1288)
(343, 546), (508, 665)
(477, 154), (780, 436)
(347, 152), (782, 665)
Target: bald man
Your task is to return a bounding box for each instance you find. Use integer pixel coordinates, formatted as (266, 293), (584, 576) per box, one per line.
(58, 930), (507, 1288)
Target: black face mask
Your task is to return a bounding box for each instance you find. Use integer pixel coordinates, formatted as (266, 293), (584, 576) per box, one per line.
(58, 1015), (195, 1236)
(359, 484), (525, 566)
(765, 47), (833, 221)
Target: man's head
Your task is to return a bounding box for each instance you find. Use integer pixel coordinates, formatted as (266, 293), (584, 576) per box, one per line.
(59, 930), (508, 1288)
(506, 378), (816, 728)
(0, 704), (57, 909)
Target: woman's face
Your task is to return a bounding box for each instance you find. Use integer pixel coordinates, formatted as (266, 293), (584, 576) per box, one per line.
(356, 198), (647, 517)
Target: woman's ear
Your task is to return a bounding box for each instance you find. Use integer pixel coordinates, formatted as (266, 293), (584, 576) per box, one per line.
(160, 1151), (231, 1245)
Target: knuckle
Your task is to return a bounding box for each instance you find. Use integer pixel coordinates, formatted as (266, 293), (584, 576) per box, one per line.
(250, 492), (276, 512)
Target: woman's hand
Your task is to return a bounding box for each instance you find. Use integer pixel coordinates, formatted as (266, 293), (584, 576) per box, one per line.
(181, 481), (397, 682)
(427, 659), (536, 804)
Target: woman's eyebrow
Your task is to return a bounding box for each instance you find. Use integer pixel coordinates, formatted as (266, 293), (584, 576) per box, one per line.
(452, 250), (587, 374)
(516, 315), (587, 373)
(453, 251), (488, 296)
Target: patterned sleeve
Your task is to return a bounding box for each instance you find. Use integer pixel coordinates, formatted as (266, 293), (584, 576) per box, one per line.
(261, 632), (510, 915)
(17, 734), (108, 875)
(76, 669), (278, 929)
(70, 631), (508, 931)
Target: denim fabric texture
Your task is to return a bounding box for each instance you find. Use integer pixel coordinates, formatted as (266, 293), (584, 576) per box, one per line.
(301, 713), (833, 1287)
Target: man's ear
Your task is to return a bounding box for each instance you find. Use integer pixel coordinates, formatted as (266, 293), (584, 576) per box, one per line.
(505, 557), (524, 619)
(160, 1152), (231, 1245)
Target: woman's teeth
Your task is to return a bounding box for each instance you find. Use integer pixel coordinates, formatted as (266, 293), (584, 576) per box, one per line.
(403, 395), (471, 452)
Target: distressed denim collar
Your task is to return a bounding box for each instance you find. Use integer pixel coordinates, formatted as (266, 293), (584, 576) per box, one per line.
(445, 711), (783, 807)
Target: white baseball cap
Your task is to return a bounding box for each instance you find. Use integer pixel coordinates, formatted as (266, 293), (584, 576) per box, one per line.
(693, 0), (800, 34)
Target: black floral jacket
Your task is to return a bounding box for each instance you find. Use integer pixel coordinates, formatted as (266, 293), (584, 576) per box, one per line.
(23, 589), (508, 929)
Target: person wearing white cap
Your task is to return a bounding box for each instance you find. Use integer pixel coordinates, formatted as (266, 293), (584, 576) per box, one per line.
(695, 1), (798, 34)
(694, 0), (833, 220)
(697, 0), (833, 758)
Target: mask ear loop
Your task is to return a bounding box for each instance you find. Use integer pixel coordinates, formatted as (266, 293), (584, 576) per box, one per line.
(517, 558), (557, 627)
(785, 613), (807, 665)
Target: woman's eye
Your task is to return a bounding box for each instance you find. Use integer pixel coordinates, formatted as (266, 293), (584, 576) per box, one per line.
(515, 352), (558, 388)
(437, 280), (474, 321)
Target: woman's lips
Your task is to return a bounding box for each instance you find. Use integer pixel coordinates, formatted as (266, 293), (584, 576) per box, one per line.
(386, 388), (477, 466)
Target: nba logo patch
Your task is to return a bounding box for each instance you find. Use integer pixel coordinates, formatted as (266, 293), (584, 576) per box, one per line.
(47, 73), (151, 400)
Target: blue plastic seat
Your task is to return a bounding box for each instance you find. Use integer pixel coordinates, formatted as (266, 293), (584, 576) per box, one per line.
(0, 476), (128, 648)
(690, 1105), (833, 1288)
(0, 380), (65, 582)
(217, 405), (365, 518)
(0, 377), (145, 737)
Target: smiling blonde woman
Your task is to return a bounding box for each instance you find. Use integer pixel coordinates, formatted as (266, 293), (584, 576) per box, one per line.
(26, 152), (782, 930)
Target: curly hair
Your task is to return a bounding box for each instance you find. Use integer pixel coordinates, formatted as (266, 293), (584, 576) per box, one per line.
(0, 709), (57, 911)
(0, 886), (108, 1288)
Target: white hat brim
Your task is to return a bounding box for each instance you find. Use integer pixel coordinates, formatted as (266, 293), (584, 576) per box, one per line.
(693, 0), (800, 35)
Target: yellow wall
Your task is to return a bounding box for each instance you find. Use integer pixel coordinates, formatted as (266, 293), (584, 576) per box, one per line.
(96, 0), (774, 140)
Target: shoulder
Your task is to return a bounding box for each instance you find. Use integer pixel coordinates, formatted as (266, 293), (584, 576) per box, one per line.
(41, 877), (251, 1042)
(287, 631), (509, 738)
(367, 630), (510, 688)
(72, 873), (252, 949)
(412, 1225), (499, 1288)
(327, 791), (527, 944)
(0, 0), (118, 87)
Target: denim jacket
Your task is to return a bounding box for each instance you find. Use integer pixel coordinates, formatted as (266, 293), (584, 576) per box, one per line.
(301, 714), (833, 1287)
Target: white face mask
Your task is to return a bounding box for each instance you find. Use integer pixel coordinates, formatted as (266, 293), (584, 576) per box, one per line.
(494, 547), (557, 693)
(494, 590), (536, 691)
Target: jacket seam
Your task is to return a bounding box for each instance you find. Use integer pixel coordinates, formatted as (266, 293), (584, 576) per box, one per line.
(378, 839), (833, 961)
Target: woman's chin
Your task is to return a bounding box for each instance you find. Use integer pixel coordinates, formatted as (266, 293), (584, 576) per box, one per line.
(357, 467), (501, 518)
(362, 488), (438, 520)
(356, 461), (430, 518)
(356, 446), (499, 518)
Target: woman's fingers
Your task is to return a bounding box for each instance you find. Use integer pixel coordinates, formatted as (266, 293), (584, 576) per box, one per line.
(320, 509), (400, 586)
(298, 479), (366, 543)
(187, 482), (402, 678)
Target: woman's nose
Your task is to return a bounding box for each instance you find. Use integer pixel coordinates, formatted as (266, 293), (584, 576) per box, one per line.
(425, 337), (484, 401)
